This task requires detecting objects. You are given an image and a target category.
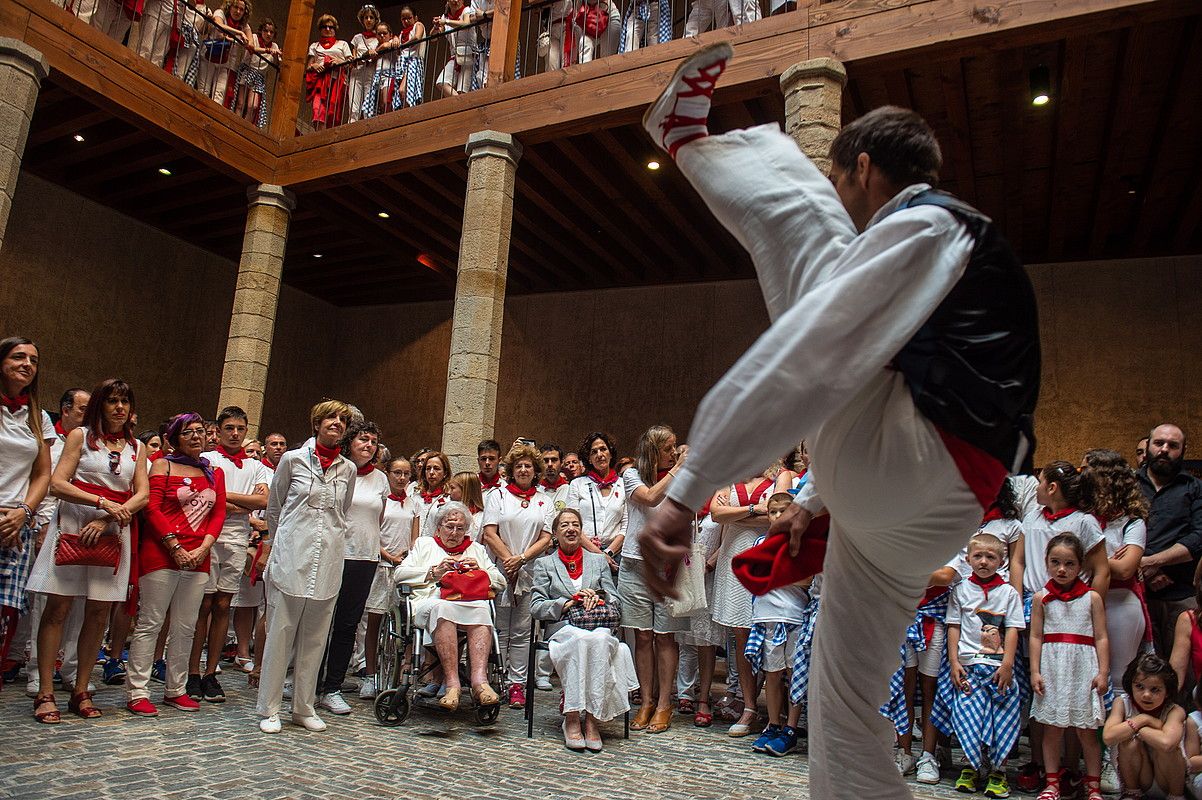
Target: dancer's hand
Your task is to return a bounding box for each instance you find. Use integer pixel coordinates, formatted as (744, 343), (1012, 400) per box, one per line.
(767, 504), (813, 557)
(640, 499), (694, 600)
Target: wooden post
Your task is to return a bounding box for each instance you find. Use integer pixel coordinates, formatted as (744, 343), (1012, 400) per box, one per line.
(268, 0), (316, 140)
(485, 0), (523, 88)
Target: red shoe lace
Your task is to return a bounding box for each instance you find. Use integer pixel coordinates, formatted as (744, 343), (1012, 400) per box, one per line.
(659, 59), (728, 156)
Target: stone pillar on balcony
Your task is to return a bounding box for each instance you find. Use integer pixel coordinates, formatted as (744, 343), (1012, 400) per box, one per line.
(441, 130), (522, 473)
(217, 184), (296, 439)
(0, 39), (49, 253)
(779, 57), (847, 174)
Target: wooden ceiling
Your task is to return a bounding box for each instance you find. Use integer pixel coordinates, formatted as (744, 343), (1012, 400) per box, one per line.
(21, 11), (1202, 306)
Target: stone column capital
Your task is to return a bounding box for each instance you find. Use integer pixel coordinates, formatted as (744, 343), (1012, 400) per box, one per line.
(465, 130), (523, 167)
(246, 183), (296, 213)
(0, 38), (49, 85)
(780, 57), (847, 94)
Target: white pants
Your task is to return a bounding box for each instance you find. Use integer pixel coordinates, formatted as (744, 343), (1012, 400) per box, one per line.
(256, 586), (336, 719)
(677, 640), (699, 699)
(347, 66), (373, 122)
(126, 569), (207, 700)
(1105, 589), (1145, 696)
(134, 0), (174, 68)
(683, 0), (759, 36)
(620, 3), (664, 51)
(74, 0), (131, 42)
(496, 596), (532, 685)
(677, 129), (983, 799)
(198, 60), (233, 105)
(27, 592), (84, 681)
(436, 57), (474, 95)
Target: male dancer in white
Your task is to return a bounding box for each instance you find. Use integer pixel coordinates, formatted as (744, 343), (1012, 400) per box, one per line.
(639, 44), (1040, 799)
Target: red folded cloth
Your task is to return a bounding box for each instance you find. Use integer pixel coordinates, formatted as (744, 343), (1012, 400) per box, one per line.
(733, 515), (830, 596)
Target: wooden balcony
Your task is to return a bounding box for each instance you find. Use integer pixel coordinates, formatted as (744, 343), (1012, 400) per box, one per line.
(6, 0), (1202, 304)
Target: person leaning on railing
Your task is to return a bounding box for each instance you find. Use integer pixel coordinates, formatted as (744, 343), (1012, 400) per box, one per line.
(233, 18), (281, 127)
(198, 0), (253, 106)
(305, 14), (354, 129)
(346, 4), (382, 123)
(431, 0), (475, 98)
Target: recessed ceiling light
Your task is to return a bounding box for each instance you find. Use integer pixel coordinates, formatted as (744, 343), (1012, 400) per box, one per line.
(377, 211), (390, 219)
(313, 253), (323, 258)
(73, 134), (85, 142)
(647, 160), (661, 171)
(158, 167), (172, 176)
(1029, 65), (1051, 107)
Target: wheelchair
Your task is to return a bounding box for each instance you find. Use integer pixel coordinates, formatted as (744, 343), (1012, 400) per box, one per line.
(373, 584), (506, 727)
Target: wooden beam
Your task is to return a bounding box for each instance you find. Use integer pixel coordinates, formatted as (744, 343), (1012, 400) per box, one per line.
(26, 129), (145, 174)
(997, 48), (1025, 259)
(938, 58), (976, 207)
(1045, 37), (1086, 260)
(486, 0), (524, 87)
(27, 109), (110, 148)
(269, 0), (316, 140)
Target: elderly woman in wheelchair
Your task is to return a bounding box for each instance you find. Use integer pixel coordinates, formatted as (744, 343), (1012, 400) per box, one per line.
(395, 501), (506, 710)
(531, 508), (638, 752)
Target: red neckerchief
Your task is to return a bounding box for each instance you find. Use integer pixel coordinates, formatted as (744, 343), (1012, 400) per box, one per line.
(969, 572), (1005, 600)
(100, 431), (126, 443)
(434, 535), (471, 555)
(400, 21), (415, 41)
(219, 444), (247, 468)
(981, 506), (1004, 523)
(54, 419), (67, 437)
(261, 457), (276, 471)
(558, 546), (583, 579)
(587, 469), (618, 489)
(1041, 506), (1077, 522)
(356, 463), (376, 477)
(506, 482), (538, 502)
(446, 4), (465, 20)
(1093, 513), (1112, 530)
(318, 35), (337, 48)
(697, 498), (712, 520)
(541, 475), (567, 491)
(420, 488), (445, 504)
(479, 471), (501, 490)
(735, 478), (774, 507)
(1042, 577), (1091, 605)
(388, 492), (407, 506)
(656, 468), (671, 481)
(360, 29), (376, 40)
(0, 393), (29, 412)
(314, 442), (340, 471)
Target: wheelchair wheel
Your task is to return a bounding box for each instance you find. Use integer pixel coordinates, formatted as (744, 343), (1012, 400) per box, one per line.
(475, 698), (500, 725)
(374, 688), (409, 726)
(377, 608), (401, 691)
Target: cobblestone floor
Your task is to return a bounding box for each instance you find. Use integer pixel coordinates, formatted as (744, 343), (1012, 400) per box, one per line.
(2, 666), (984, 800)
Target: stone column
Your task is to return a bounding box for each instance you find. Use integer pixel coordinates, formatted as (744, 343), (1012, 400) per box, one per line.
(0, 39), (49, 253)
(217, 184), (296, 439)
(779, 57), (847, 174)
(441, 130), (522, 473)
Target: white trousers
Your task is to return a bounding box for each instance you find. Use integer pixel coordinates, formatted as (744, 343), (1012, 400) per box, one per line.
(197, 60), (232, 104)
(133, 0), (174, 67)
(620, 3), (664, 51)
(27, 592), (84, 680)
(126, 569), (207, 700)
(74, 0), (131, 42)
(683, 0), (759, 36)
(495, 596), (532, 685)
(677, 128), (982, 799)
(256, 586), (336, 719)
(347, 66), (373, 122)
(1105, 589), (1145, 696)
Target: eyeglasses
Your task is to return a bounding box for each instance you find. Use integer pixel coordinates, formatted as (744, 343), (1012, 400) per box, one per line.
(108, 450), (122, 475)
(180, 427), (206, 438)
(320, 24), (335, 29)
(440, 524), (468, 533)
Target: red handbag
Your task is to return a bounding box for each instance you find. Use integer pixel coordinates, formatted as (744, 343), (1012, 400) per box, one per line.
(55, 532), (120, 574)
(438, 569), (492, 601)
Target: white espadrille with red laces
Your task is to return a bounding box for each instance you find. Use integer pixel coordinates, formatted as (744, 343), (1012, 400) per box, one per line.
(642, 42), (733, 158)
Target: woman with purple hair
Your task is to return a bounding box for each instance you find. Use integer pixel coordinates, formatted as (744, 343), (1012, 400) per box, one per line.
(123, 412), (226, 717)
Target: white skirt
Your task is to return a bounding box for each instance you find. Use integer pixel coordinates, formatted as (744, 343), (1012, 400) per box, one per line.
(412, 596), (492, 636)
(365, 563), (395, 615)
(549, 625), (639, 722)
(26, 505), (131, 603)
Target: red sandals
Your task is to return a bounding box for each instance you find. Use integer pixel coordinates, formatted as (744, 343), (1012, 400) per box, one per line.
(33, 694), (61, 724)
(68, 690), (102, 719)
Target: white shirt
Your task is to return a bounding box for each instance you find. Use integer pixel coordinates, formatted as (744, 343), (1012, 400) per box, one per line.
(308, 39), (354, 64)
(265, 444), (357, 600)
(393, 536), (506, 602)
(413, 490), (449, 539)
(1022, 508), (1105, 592)
(344, 468), (389, 562)
(953, 518), (1024, 582)
(541, 479), (570, 514)
(666, 171), (976, 511)
(565, 475), (628, 551)
(0, 405), (52, 507)
(750, 536), (810, 624)
(620, 467), (654, 560)
(203, 448), (270, 547)
(381, 493), (415, 556)
(482, 486), (550, 595)
(1102, 515), (1147, 558)
(946, 576), (1025, 668)
(244, 33), (280, 71)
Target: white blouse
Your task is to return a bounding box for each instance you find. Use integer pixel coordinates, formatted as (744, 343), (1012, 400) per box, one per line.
(564, 475), (628, 551)
(413, 490), (450, 539)
(482, 486), (551, 595)
(380, 493), (415, 556)
(394, 536), (506, 602)
(0, 405), (52, 507)
(265, 444), (357, 600)
(344, 468), (389, 562)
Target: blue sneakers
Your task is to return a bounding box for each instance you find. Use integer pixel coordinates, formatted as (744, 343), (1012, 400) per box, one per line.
(752, 724), (782, 753)
(150, 659), (166, 683)
(102, 657), (126, 685)
(764, 725), (800, 757)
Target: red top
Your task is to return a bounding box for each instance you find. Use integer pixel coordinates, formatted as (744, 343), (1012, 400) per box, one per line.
(141, 471), (226, 577)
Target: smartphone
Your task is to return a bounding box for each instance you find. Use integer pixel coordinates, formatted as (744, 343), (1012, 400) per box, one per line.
(518, 437), (536, 446)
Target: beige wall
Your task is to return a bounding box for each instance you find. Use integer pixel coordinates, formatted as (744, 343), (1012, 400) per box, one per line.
(3, 172), (1199, 471)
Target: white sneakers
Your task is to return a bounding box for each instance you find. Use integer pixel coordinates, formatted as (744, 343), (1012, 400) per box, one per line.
(535, 677), (554, 692)
(292, 714), (328, 732)
(359, 676), (378, 700)
(1100, 760), (1119, 794)
(895, 749), (917, 776)
(318, 691), (353, 715)
(259, 714), (282, 734)
(915, 752), (941, 784)
(641, 42), (733, 158)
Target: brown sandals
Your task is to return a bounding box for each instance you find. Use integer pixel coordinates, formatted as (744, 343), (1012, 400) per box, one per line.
(33, 694), (61, 724)
(646, 708), (673, 734)
(68, 690), (102, 719)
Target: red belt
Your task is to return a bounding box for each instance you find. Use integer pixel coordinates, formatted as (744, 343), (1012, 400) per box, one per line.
(1044, 633), (1094, 646)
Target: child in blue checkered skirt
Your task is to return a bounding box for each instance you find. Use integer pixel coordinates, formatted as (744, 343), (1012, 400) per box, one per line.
(947, 532), (1026, 797)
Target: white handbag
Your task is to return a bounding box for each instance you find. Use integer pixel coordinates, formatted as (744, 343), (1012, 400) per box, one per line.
(667, 539), (707, 617)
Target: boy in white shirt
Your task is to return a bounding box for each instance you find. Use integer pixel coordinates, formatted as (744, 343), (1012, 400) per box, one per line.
(946, 533), (1025, 797)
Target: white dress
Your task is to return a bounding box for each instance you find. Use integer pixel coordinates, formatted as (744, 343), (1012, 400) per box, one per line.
(550, 625), (639, 721)
(394, 537), (506, 636)
(710, 486), (763, 629)
(27, 431), (137, 603)
(1031, 592), (1106, 728)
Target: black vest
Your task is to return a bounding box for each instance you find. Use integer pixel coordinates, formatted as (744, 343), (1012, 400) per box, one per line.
(890, 190), (1041, 473)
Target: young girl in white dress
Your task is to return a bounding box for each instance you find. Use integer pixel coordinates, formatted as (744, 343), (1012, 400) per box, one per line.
(1030, 533), (1110, 800)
